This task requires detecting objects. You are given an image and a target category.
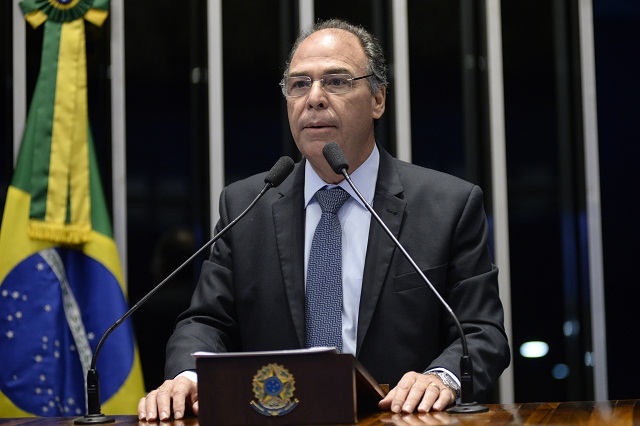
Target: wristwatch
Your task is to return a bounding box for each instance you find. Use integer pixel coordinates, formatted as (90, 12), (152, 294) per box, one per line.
(424, 371), (461, 399)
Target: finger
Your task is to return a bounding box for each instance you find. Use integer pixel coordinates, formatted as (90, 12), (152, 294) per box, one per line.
(431, 387), (456, 412)
(416, 381), (441, 413)
(178, 376), (199, 418)
(140, 389), (160, 421)
(389, 375), (419, 413)
(401, 380), (439, 414)
(154, 382), (176, 421)
(391, 383), (412, 413)
(169, 377), (195, 419)
(137, 395), (150, 420)
(378, 387), (396, 410)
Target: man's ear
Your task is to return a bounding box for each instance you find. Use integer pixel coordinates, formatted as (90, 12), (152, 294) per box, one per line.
(372, 86), (386, 119)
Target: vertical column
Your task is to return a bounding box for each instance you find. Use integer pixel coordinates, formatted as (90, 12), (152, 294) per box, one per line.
(578, 0), (608, 401)
(392, 0), (412, 163)
(208, 0), (225, 230)
(12, 2), (26, 164)
(299, 0), (314, 30)
(485, 0), (514, 403)
(111, 0), (128, 276)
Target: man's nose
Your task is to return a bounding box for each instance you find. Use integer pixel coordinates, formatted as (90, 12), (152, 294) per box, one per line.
(306, 80), (327, 108)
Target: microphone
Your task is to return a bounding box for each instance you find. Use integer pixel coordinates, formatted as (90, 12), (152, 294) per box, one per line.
(74, 156), (295, 424)
(322, 142), (488, 414)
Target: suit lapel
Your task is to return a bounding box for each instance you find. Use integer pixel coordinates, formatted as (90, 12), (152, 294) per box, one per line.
(357, 150), (406, 354)
(271, 153), (406, 352)
(272, 163), (306, 347)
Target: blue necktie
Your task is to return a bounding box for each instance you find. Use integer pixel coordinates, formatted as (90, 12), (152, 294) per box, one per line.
(305, 187), (350, 352)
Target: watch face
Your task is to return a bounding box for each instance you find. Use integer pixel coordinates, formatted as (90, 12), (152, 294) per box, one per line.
(428, 372), (460, 397)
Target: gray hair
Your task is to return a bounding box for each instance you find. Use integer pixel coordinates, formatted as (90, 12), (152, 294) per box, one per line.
(283, 18), (388, 94)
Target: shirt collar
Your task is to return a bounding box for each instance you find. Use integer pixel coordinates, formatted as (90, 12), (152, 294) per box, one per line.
(304, 144), (379, 209)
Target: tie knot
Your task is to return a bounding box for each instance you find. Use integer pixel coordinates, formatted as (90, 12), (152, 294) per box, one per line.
(315, 187), (350, 214)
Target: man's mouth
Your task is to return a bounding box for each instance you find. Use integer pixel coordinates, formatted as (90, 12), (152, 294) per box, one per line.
(305, 122), (335, 129)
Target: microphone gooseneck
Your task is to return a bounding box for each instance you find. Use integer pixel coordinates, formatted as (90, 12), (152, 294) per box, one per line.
(74, 156), (295, 424)
(322, 142), (487, 414)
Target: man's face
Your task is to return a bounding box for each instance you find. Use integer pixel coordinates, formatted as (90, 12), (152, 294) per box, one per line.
(286, 29), (386, 183)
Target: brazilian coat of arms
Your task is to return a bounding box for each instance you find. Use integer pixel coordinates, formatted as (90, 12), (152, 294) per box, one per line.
(250, 363), (299, 416)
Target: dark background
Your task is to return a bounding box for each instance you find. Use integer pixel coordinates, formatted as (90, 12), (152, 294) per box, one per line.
(1, 0), (637, 402)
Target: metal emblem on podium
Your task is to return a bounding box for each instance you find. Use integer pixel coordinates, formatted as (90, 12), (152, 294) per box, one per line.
(250, 363), (299, 416)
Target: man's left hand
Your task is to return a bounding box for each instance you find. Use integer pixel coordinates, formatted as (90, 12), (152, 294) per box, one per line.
(378, 371), (456, 413)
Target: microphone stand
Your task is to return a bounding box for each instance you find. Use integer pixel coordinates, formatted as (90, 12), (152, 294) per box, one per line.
(322, 143), (488, 414)
(75, 157), (294, 424)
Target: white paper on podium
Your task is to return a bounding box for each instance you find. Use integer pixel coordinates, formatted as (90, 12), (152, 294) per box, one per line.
(191, 346), (339, 359)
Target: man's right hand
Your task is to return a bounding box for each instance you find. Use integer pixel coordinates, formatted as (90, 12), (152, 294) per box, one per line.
(138, 376), (198, 421)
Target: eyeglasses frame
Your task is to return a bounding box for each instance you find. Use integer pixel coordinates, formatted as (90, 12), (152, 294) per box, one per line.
(279, 73), (374, 98)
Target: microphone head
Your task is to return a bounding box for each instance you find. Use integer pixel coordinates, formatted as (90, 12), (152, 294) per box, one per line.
(322, 142), (349, 175)
(264, 156), (295, 187)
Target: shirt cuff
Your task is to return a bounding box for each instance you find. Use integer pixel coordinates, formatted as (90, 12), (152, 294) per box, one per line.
(176, 370), (198, 383)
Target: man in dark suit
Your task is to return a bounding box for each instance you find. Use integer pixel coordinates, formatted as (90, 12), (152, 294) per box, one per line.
(139, 18), (509, 422)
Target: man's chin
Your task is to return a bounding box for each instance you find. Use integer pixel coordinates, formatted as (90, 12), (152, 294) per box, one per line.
(298, 139), (335, 153)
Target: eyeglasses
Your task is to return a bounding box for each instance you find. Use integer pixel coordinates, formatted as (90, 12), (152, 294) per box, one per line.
(279, 73), (373, 98)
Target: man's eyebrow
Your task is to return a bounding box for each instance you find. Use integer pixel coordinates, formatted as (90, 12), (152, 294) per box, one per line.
(323, 67), (352, 75)
(288, 67), (354, 78)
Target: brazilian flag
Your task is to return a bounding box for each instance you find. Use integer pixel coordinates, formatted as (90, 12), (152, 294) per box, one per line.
(0, 0), (144, 417)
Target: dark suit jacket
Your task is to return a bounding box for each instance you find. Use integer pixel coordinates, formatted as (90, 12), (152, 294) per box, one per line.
(165, 147), (510, 400)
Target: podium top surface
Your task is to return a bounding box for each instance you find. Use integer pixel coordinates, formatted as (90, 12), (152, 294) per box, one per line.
(2, 400), (639, 425)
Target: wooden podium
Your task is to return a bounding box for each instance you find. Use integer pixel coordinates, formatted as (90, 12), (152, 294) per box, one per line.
(194, 348), (386, 425)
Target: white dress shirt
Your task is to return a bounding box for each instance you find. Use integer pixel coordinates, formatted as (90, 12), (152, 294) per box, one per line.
(303, 145), (378, 355)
